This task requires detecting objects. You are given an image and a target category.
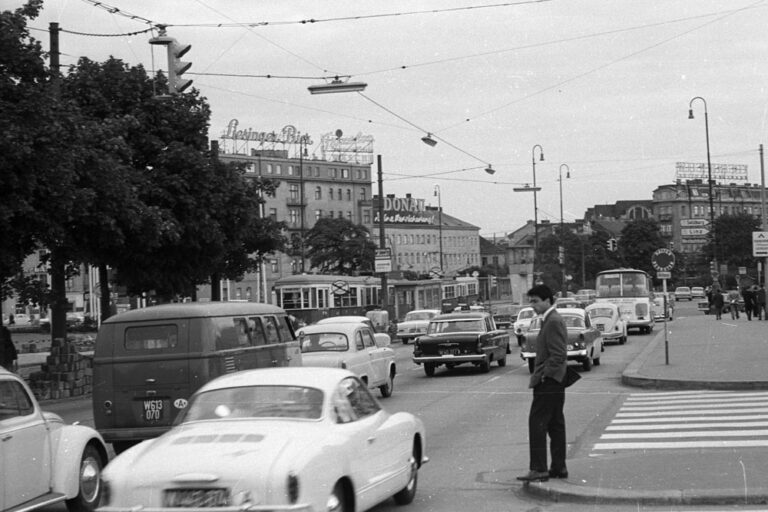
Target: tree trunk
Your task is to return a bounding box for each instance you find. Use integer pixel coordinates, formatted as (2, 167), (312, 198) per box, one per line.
(99, 263), (112, 322)
(49, 250), (68, 343)
(210, 273), (221, 301)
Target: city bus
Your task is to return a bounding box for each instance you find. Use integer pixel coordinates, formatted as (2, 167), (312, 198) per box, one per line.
(594, 268), (655, 334)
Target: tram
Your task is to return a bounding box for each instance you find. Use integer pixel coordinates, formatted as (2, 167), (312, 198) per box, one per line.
(594, 268), (655, 333)
(273, 274), (479, 325)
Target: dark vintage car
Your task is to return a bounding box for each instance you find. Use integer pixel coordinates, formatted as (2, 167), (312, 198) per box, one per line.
(520, 308), (603, 373)
(412, 312), (510, 377)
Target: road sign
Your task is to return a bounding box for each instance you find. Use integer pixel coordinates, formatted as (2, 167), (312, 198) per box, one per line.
(374, 258), (392, 273)
(651, 248), (675, 272)
(375, 248), (392, 258)
(331, 280), (350, 296)
(753, 231), (768, 257)
(429, 267), (442, 279)
(657, 271), (672, 280)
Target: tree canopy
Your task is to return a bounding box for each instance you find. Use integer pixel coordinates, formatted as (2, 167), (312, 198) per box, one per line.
(305, 218), (376, 275)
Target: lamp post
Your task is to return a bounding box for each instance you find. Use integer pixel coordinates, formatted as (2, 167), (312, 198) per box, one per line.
(688, 96), (717, 274)
(559, 164), (571, 293)
(514, 145), (544, 281)
(434, 185), (444, 273)
(298, 137), (307, 273)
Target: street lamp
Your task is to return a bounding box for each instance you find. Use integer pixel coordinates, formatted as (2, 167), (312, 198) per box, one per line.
(308, 77), (367, 95)
(688, 96), (717, 272)
(559, 164), (571, 292)
(514, 145), (544, 279)
(434, 185), (444, 273)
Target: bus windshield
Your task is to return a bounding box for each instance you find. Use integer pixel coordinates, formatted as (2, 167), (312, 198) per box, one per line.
(596, 271), (650, 298)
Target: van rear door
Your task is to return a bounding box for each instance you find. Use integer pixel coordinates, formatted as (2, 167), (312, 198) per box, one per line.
(111, 321), (190, 436)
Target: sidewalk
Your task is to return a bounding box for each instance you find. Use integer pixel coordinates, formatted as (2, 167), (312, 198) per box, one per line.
(523, 310), (768, 506)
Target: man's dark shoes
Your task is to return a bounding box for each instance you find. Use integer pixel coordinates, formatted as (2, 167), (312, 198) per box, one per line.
(516, 470), (549, 482)
(549, 469), (568, 478)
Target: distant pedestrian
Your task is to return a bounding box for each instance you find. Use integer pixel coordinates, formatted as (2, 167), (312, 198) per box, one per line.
(752, 285), (763, 320)
(0, 325), (17, 372)
(743, 286), (755, 321)
(517, 284), (568, 483)
(755, 284), (768, 320)
(728, 289), (741, 320)
(711, 289), (724, 320)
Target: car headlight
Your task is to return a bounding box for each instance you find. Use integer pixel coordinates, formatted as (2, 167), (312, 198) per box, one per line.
(287, 473), (299, 504)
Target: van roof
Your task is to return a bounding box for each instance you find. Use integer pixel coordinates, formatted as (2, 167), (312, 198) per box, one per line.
(103, 302), (286, 324)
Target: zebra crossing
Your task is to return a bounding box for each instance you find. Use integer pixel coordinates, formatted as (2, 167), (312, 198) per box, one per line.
(592, 390), (768, 452)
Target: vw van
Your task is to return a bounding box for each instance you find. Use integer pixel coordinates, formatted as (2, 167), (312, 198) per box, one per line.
(92, 302), (301, 452)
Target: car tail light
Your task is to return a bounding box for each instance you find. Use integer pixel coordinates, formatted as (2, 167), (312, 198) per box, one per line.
(287, 473), (299, 504)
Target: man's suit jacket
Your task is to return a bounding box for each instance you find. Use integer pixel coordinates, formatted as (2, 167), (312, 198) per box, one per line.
(528, 308), (568, 388)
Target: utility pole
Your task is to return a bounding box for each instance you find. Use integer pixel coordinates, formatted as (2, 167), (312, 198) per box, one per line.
(377, 155), (388, 311)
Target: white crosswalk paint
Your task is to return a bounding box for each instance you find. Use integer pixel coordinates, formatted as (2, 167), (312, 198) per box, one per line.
(593, 390), (768, 451)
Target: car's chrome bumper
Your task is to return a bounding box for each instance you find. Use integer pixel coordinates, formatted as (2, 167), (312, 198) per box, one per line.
(413, 354), (485, 364)
(601, 332), (622, 340)
(567, 349), (587, 358)
(99, 505), (313, 512)
(520, 351), (535, 359)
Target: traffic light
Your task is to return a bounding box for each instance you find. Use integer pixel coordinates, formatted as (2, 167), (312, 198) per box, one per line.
(606, 238), (617, 252)
(149, 29), (192, 94)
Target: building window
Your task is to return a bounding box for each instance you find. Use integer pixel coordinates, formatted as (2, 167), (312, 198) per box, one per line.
(347, 211), (352, 221)
(246, 287), (252, 299)
(337, 188), (342, 199)
(271, 260), (278, 272)
(289, 208), (299, 226)
(330, 168), (337, 178)
(287, 165), (294, 176)
(346, 189), (352, 201)
(328, 211), (334, 218)
(266, 163), (273, 174)
(329, 188), (334, 200)
(338, 211), (343, 219)
(315, 210), (322, 220)
(275, 164), (282, 175)
(314, 186), (322, 200)
(314, 166), (320, 177)
(269, 208), (277, 220)
(362, 170), (367, 180)
(341, 168), (349, 179)
(289, 184), (299, 200)
(359, 189), (366, 200)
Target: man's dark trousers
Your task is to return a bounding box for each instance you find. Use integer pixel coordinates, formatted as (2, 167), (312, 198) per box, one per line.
(529, 379), (566, 472)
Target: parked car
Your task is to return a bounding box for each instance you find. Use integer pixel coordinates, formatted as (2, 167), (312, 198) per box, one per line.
(0, 367), (108, 512)
(674, 286), (692, 301)
(520, 308), (603, 373)
(98, 367), (427, 512)
(316, 315), (376, 330)
(492, 313), (513, 329)
(513, 307), (537, 346)
(585, 302), (627, 344)
(691, 287), (706, 300)
(555, 297), (586, 309)
(412, 311), (510, 377)
(297, 321), (396, 397)
(395, 309), (441, 344)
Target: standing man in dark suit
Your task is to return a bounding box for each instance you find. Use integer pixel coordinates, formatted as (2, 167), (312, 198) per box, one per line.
(517, 284), (568, 482)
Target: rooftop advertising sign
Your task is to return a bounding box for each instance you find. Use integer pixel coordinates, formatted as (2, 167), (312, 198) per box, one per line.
(372, 196), (437, 225)
(675, 162), (748, 183)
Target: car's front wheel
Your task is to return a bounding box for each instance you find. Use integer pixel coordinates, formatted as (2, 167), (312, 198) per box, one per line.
(65, 443), (105, 512)
(327, 482), (350, 512)
(582, 355), (593, 371)
(424, 362), (436, 377)
(479, 357), (491, 373)
(379, 370), (394, 398)
(497, 354), (507, 367)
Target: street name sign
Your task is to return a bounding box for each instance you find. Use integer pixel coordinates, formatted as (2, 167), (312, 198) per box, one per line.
(657, 271), (672, 280)
(753, 231), (768, 257)
(374, 256), (392, 273)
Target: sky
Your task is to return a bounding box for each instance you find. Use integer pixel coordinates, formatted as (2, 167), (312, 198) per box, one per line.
(12, 0), (768, 238)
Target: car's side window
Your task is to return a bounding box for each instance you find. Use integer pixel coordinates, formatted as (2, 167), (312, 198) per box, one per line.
(333, 377), (380, 423)
(485, 316), (493, 331)
(361, 329), (376, 348)
(0, 380), (34, 421)
(355, 331), (365, 350)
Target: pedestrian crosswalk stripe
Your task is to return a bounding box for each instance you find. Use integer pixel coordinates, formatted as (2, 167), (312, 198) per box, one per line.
(592, 391), (768, 452)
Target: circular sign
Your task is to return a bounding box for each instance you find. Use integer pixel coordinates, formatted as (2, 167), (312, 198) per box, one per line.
(331, 280), (350, 296)
(651, 248), (675, 272)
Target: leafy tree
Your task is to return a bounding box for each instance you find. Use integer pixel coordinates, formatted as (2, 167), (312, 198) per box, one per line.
(618, 218), (664, 273)
(709, 212), (761, 270)
(305, 218), (376, 275)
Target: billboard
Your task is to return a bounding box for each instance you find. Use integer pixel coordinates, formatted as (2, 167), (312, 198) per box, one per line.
(675, 162), (747, 183)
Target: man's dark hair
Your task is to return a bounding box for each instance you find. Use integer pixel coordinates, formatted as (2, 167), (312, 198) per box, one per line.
(527, 284), (554, 304)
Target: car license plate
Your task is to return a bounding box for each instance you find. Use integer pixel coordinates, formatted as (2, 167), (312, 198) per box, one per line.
(439, 348), (459, 356)
(163, 488), (230, 508)
(141, 398), (166, 423)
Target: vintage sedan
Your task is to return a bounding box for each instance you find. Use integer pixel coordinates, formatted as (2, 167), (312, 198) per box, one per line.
(395, 309), (441, 344)
(297, 321), (396, 397)
(0, 368), (108, 512)
(520, 308), (603, 373)
(412, 312), (510, 377)
(97, 367), (427, 512)
(585, 302), (628, 344)
(513, 307), (536, 346)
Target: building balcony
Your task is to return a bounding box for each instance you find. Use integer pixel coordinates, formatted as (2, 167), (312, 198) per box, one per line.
(657, 213), (672, 221)
(286, 197), (304, 207)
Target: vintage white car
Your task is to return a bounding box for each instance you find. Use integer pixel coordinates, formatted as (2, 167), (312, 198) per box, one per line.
(520, 308), (603, 372)
(395, 309), (441, 344)
(585, 302), (628, 344)
(298, 321), (397, 397)
(513, 306), (536, 346)
(98, 367), (428, 512)
(0, 367), (108, 512)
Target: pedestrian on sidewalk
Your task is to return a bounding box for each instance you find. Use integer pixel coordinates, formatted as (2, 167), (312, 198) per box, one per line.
(752, 284), (764, 320)
(711, 287), (724, 320)
(743, 286), (755, 321)
(0, 324), (17, 372)
(517, 284), (568, 483)
(758, 285), (767, 320)
(728, 289), (741, 320)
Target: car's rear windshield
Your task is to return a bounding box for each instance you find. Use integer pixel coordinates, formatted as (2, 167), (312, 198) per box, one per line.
(405, 311), (435, 322)
(182, 385), (324, 422)
(299, 332), (349, 352)
(428, 319), (484, 334)
(518, 310), (535, 320)
(588, 308), (614, 318)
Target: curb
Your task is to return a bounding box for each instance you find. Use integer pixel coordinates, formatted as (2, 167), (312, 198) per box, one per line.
(522, 481), (768, 506)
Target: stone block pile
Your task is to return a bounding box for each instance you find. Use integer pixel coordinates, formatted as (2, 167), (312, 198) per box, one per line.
(27, 338), (93, 400)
